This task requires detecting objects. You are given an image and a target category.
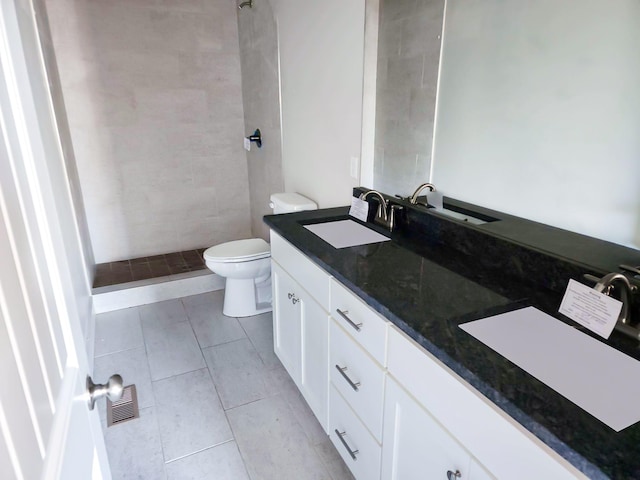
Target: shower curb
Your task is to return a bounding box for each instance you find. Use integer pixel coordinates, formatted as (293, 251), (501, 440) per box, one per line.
(92, 270), (224, 313)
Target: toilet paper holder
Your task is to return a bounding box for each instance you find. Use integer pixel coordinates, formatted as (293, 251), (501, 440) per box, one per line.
(246, 129), (262, 148)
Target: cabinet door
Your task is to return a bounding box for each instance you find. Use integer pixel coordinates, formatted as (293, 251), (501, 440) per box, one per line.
(272, 260), (329, 431)
(469, 459), (496, 480)
(300, 292), (329, 431)
(272, 261), (302, 384)
(382, 377), (472, 480)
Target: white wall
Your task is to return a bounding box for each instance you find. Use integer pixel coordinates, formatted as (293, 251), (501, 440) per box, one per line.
(432, 0), (640, 248)
(271, 0), (366, 208)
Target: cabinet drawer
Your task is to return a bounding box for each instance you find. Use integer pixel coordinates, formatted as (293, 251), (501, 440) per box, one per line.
(329, 385), (381, 480)
(330, 279), (388, 365)
(270, 231), (330, 309)
(330, 319), (385, 442)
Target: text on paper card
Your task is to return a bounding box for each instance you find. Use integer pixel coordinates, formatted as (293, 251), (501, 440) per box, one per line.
(559, 279), (623, 339)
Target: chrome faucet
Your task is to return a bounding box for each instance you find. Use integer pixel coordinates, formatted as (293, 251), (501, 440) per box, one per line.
(585, 272), (640, 340)
(359, 190), (388, 223)
(359, 190), (403, 232)
(409, 183), (436, 205)
(594, 273), (637, 325)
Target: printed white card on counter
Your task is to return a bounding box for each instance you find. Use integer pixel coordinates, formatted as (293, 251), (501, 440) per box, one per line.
(559, 279), (622, 339)
(349, 197), (369, 222)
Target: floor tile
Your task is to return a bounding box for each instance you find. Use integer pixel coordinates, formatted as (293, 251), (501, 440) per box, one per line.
(203, 338), (276, 410)
(227, 395), (331, 480)
(139, 298), (189, 330)
(94, 346), (154, 420)
(239, 313), (279, 368)
(269, 362), (327, 446)
(153, 368), (233, 462)
(144, 321), (206, 381)
(314, 437), (354, 480)
(98, 297), (351, 480)
(186, 300), (246, 348)
(95, 308), (144, 357)
(103, 406), (166, 480)
(181, 290), (224, 310)
(164, 441), (249, 480)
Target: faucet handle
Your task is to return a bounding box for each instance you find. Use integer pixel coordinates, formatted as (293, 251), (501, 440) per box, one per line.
(388, 204), (403, 232)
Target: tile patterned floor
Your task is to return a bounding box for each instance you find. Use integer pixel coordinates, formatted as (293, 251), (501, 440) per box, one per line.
(94, 291), (353, 480)
(93, 249), (207, 288)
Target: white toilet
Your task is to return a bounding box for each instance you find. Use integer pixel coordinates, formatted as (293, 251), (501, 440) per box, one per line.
(204, 193), (317, 317)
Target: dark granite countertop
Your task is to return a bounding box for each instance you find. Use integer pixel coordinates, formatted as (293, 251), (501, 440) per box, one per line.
(264, 197), (640, 480)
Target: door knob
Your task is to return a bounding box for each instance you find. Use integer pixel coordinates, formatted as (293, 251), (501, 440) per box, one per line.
(87, 374), (124, 410)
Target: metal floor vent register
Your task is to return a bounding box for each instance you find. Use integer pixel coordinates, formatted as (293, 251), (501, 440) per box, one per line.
(107, 384), (139, 427)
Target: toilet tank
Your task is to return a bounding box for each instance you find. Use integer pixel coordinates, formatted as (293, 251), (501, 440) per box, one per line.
(269, 193), (318, 214)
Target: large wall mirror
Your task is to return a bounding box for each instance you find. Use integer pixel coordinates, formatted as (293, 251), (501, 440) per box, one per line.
(372, 0), (640, 249)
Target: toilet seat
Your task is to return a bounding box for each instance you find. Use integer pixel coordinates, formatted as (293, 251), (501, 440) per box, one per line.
(204, 238), (270, 263)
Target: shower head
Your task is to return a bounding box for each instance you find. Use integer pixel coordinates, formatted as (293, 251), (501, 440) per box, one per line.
(238, 0), (252, 8)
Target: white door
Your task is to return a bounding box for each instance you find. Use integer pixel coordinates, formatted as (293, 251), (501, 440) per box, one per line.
(0, 0), (111, 478)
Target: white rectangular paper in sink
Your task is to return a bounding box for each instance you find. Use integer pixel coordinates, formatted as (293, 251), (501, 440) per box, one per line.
(304, 219), (390, 249)
(460, 307), (640, 431)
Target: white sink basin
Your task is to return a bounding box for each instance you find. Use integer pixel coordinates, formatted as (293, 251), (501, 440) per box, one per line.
(460, 307), (640, 432)
(303, 219), (390, 249)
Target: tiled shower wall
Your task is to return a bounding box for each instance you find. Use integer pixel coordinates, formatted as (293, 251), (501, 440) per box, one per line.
(237, 0), (284, 241)
(46, 0), (251, 263)
(373, 0), (444, 197)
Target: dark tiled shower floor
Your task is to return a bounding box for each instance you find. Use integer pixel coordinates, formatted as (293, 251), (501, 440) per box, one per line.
(93, 249), (207, 288)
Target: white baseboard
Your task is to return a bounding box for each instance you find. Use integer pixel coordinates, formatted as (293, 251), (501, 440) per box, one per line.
(92, 270), (224, 314)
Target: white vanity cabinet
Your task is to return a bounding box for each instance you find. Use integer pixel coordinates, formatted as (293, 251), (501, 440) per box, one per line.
(271, 232), (330, 431)
(270, 230), (591, 480)
(382, 376), (494, 480)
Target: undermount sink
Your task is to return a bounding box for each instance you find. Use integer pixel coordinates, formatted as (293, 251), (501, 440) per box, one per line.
(432, 207), (498, 225)
(303, 219), (390, 249)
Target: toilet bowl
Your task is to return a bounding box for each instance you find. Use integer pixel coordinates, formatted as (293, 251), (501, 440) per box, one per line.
(205, 193), (317, 317)
(204, 238), (272, 317)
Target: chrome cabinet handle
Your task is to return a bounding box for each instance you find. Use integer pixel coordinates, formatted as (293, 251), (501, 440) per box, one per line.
(336, 309), (362, 332)
(287, 292), (299, 304)
(87, 374), (123, 410)
(447, 470), (461, 479)
(335, 364), (360, 391)
(334, 429), (359, 460)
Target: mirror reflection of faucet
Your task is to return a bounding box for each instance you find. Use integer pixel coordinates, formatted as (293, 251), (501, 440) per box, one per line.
(409, 183), (437, 206)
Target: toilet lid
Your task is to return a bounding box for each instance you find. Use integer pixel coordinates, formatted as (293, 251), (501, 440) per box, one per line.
(204, 238), (270, 263)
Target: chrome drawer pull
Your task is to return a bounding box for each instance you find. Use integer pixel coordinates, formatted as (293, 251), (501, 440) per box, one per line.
(447, 470), (461, 479)
(334, 429), (359, 460)
(336, 309), (362, 332)
(335, 364), (361, 391)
